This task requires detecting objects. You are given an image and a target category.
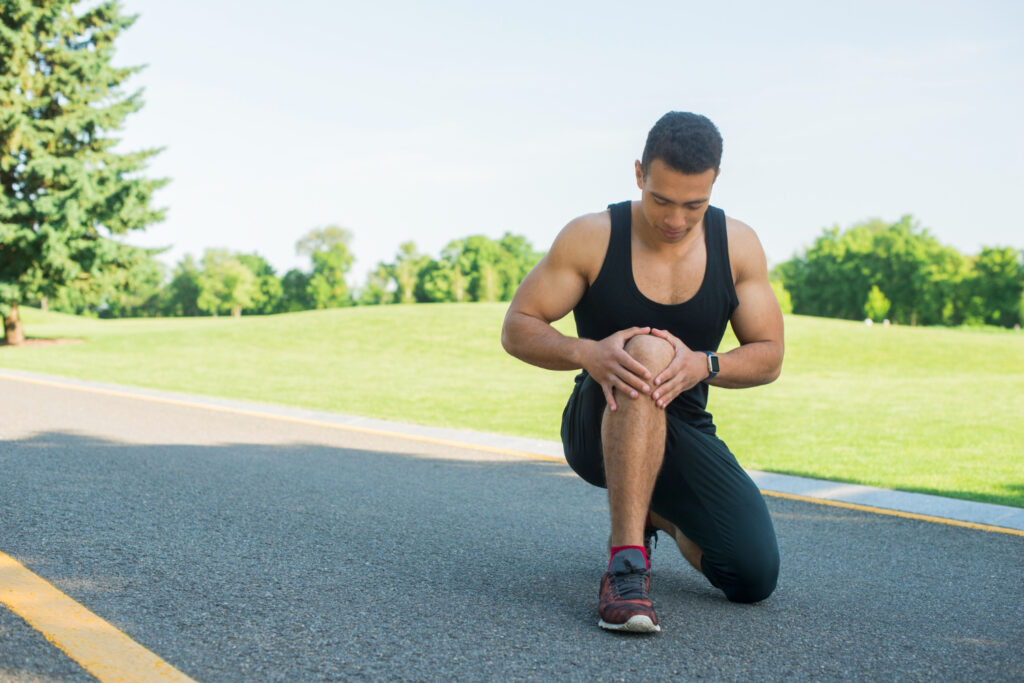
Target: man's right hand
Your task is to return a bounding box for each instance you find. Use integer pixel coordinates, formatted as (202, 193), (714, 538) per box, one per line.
(580, 327), (654, 411)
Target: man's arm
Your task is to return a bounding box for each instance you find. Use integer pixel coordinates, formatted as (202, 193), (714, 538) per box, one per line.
(646, 218), (783, 407)
(501, 213), (654, 411)
(710, 218), (784, 388)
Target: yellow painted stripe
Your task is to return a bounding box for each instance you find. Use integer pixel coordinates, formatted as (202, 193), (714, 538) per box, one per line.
(0, 550), (195, 682)
(2, 372), (1021, 538)
(761, 490), (1024, 537)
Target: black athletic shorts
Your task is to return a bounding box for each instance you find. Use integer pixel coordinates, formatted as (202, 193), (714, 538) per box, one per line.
(561, 371), (780, 603)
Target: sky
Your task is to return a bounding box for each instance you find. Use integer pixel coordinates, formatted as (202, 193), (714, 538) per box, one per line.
(109, 0), (1024, 285)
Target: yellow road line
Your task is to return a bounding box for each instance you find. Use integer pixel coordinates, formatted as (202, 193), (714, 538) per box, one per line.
(761, 490), (1024, 537)
(3, 372), (1021, 540)
(0, 550), (195, 682)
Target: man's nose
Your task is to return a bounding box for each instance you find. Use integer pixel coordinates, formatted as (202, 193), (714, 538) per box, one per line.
(665, 209), (686, 229)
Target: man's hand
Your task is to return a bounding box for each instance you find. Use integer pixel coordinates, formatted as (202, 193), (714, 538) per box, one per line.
(580, 327), (654, 411)
(648, 328), (709, 409)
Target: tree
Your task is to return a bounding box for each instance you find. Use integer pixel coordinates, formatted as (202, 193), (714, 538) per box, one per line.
(163, 254), (201, 316)
(863, 285), (891, 322)
(236, 252), (282, 315)
(436, 239), (471, 302)
(917, 243), (974, 326)
(391, 241), (428, 304)
(415, 258), (454, 303)
(0, 0), (165, 343)
(42, 244), (165, 317)
(377, 233), (543, 304)
(455, 236), (502, 302)
(308, 246), (353, 308)
(778, 217), (948, 325)
(497, 232), (543, 299)
(971, 247), (1023, 326)
(296, 225), (352, 258)
(95, 245), (165, 317)
(359, 261), (394, 305)
(777, 217), (1023, 327)
(196, 249), (257, 318)
(297, 226), (354, 309)
(279, 268), (313, 312)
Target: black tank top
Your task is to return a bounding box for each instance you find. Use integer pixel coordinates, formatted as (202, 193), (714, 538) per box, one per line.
(572, 200), (739, 430)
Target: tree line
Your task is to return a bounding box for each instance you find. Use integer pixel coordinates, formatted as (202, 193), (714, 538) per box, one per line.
(37, 226), (544, 319)
(773, 216), (1023, 327)
(41, 214), (1024, 330)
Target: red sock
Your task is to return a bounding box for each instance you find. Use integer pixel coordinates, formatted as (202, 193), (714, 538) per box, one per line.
(609, 545), (649, 570)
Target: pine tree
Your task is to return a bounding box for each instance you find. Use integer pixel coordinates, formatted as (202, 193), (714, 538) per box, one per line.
(0, 0), (165, 344)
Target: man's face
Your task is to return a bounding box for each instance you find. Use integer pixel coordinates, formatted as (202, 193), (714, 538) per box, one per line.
(634, 158), (718, 243)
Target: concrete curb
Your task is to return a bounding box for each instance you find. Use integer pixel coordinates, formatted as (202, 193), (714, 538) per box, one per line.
(3, 367), (1022, 533)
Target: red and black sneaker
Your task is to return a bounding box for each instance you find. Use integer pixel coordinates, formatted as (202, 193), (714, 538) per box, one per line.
(598, 548), (660, 632)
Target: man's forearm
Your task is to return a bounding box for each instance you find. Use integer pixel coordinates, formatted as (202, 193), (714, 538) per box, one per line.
(707, 340), (783, 389)
(501, 311), (591, 371)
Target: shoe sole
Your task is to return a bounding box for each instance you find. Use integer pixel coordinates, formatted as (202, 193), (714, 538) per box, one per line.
(598, 615), (661, 633)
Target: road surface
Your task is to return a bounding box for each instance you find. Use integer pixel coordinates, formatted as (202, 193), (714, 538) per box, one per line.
(1, 374), (1021, 681)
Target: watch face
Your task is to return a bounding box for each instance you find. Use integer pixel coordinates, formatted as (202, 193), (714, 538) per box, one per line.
(710, 355), (720, 373)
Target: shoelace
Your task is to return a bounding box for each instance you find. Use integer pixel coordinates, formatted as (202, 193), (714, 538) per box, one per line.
(611, 568), (649, 600)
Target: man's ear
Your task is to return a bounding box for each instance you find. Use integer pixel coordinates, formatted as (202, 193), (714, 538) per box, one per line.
(634, 160), (644, 189)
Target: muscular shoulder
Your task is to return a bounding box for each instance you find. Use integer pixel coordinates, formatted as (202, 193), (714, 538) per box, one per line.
(506, 209), (611, 324)
(725, 215), (769, 283)
(549, 209), (612, 284)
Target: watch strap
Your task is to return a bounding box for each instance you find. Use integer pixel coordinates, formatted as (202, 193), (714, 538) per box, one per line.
(703, 351), (719, 381)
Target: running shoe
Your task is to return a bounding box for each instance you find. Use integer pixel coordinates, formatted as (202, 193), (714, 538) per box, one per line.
(598, 547), (660, 632)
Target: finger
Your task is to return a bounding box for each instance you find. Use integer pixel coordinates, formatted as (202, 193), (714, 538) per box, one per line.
(616, 351), (653, 383)
(612, 374), (643, 399)
(654, 356), (685, 386)
(649, 327), (678, 344)
(618, 326), (652, 343)
(654, 376), (696, 408)
(652, 373), (684, 407)
(612, 362), (651, 394)
(651, 327), (691, 352)
(602, 383), (618, 412)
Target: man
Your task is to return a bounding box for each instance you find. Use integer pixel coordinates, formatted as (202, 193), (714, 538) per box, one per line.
(501, 112), (783, 633)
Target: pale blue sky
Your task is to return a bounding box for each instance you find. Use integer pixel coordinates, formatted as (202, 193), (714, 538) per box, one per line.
(112, 0), (1024, 284)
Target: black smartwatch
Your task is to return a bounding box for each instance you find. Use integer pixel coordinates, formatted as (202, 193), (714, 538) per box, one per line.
(703, 351), (719, 381)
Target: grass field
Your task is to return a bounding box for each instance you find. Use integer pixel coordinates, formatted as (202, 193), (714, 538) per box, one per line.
(3, 305), (1022, 508)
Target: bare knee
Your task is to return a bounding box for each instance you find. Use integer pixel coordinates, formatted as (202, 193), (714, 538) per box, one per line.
(624, 334), (674, 375)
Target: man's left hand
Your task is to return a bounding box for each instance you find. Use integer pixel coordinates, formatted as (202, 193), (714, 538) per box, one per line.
(648, 328), (710, 409)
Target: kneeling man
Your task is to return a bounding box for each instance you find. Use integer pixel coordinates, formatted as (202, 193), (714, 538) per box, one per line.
(501, 112), (784, 632)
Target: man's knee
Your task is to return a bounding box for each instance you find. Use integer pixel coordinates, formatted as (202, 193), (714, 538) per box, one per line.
(624, 334), (674, 373)
(719, 545), (780, 604)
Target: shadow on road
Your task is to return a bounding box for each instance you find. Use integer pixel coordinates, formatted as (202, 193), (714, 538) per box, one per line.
(2, 430), (1022, 681)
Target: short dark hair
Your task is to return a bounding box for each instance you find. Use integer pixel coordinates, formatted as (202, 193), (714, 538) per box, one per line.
(641, 112), (723, 176)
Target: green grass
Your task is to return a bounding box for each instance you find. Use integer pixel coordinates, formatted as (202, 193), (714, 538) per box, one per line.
(4, 305), (1023, 508)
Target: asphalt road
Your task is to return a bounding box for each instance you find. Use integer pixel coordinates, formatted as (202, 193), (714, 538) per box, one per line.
(1, 376), (1022, 681)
